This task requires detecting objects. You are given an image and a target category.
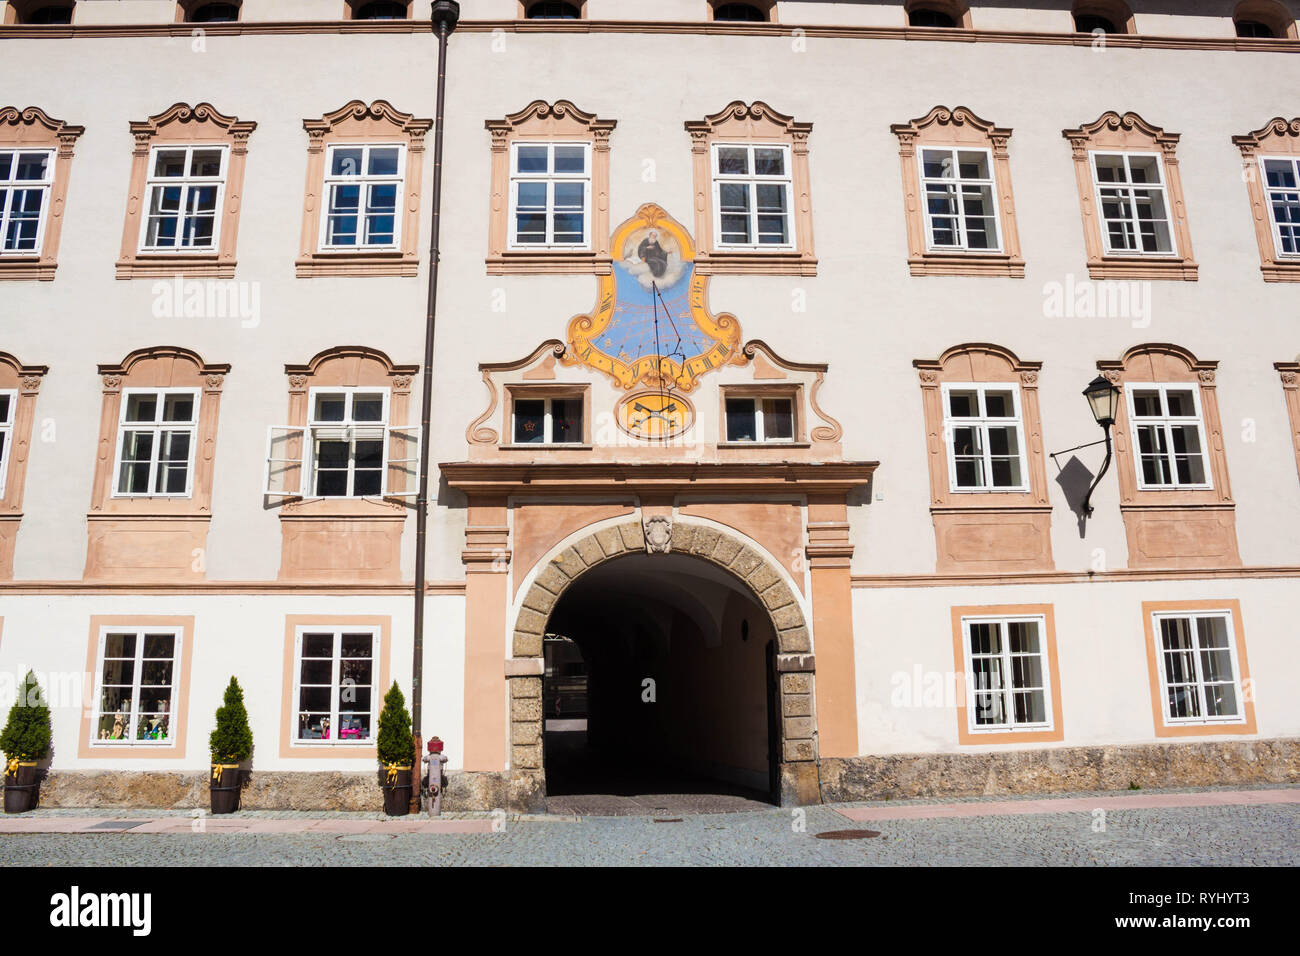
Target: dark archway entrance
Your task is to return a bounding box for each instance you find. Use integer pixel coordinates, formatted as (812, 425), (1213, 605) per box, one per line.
(540, 552), (779, 813)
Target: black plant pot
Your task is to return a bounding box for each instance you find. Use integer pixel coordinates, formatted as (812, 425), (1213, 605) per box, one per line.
(3, 763), (39, 814)
(209, 764), (243, 815)
(380, 766), (412, 816)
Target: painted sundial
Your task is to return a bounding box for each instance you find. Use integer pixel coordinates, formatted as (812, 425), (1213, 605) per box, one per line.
(565, 203), (744, 395)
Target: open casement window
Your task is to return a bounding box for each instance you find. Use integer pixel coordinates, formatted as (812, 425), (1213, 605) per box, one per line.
(685, 101), (815, 275)
(508, 142), (591, 249)
(942, 384), (1029, 493)
(914, 345), (1052, 573)
(0, 389), (13, 499)
(292, 626), (378, 745)
(1098, 345), (1239, 570)
(962, 615), (1052, 733)
(1126, 383), (1211, 491)
(112, 388), (200, 498)
(1063, 112), (1196, 280)
(0, 107), (83, 280)
(1234, 118), (1300, 281)
(265, 388), (418, 499)
(91, 627), (181, 746)
(723, 393), (796, 444)
(892, 107), (1023, 277)
(299, 101), (430, 277)
(486, 100), (615, 274)
(118, 103), (255, 279)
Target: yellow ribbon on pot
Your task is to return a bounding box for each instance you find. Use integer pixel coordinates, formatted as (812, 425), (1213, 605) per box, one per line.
(384, 762), (401, 784)
(212, 764), (223, 783)
(6, 758), (17, 777)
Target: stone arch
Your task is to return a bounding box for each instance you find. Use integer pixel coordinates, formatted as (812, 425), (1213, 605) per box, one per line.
(507, 518), (819, 806)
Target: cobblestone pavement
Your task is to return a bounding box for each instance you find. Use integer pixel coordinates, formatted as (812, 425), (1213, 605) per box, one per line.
(1, 786), (1297, 866)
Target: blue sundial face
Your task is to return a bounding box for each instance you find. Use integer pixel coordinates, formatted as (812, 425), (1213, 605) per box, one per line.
(602, 260), (717, 366)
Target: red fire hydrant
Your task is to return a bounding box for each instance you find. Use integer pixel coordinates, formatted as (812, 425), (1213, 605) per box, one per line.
(422, 737), (448, 817)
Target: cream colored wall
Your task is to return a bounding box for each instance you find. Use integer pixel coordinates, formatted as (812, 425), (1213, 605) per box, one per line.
(853, 577), (1300, 754)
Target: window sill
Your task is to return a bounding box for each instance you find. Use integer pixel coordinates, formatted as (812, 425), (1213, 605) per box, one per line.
(717, 442), (810, 449)
(296, 252), (418, 278)
(279, 497), (408, 518)
(117, 254), (234, 279)
(693, 250), (817, 276)
(908, 253), (1024, 278)
(0, 257), (56, 281)
(499, 444), (593, 451)
(486, 251), (612, 275)
(1261, 259), (1300, 282)
(1087, 256), (1198, 281)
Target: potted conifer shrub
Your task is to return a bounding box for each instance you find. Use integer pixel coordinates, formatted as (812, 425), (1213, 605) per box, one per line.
(208, 677), (253, 814)
(1, 671), (51, 814)
(376, 681), (414, 816)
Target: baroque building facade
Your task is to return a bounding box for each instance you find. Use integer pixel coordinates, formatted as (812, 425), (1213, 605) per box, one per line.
(1, 0), (1298, 809)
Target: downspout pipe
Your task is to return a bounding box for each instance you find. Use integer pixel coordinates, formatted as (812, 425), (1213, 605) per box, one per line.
(413, 0), (460, 769)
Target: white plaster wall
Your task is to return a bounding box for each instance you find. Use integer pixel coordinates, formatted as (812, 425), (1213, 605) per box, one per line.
(853, 577), (1300, 754)
(0, 594), (466, 770)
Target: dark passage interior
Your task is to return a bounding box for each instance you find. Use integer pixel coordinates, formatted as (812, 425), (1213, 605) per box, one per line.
(541, 552), (779, 810)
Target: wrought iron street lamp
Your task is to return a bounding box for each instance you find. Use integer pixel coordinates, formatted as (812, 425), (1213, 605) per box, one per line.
(1080, 375), (1121, 516)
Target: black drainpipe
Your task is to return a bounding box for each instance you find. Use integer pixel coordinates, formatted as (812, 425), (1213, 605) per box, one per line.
(412, 0), (460, 771)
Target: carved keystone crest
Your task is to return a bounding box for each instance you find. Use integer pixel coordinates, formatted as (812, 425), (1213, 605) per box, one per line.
(643, 515), (672, 554)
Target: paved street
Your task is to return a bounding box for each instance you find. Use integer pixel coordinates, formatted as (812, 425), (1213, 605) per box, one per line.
(2, 786), (1297, 866)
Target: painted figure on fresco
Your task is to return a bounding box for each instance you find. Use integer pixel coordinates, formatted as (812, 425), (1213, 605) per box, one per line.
(637, 230), (669, 278)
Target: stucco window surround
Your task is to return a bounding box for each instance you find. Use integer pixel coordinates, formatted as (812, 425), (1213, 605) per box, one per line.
(518, 1), (586, 17)
(1062, 112), (1198, 280)
(0, 352), (47, 580)
(485, 100), (616, 275)
(1233, 117), (1300, 281)
(504, 384), (591, 447)
(280, 615), (391, 758)
(891, 106), (1024, 277)
(86, 347), (228, 582)
(0, 106), (83, 280)
(905, 1), (972, 29)
(345, 0), (410, 18)
(78, 615), (195, 759)
(1071, 1), (1135, 34)
(4, 1), (74, 24)
(297, 100), (431, 278)
(175, 0), (240, 21)
(1097, 344), (1239, 570)
(1233, 1), (1298, 39)
(1141, 600), (1256, 738)
(1275, 361), (1300, 482)
(272, 346), (417, 583)
(950, 604), (1064, 745)
(914, 344), (1054, 574)
(709, 1), (776, 22)
(684, 101), (816, 276)
(117, 103), (256, 280)
(719, 384), (804, 446)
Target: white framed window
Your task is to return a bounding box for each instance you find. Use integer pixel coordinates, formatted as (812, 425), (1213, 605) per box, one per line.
(319, 143), (405, 251)
(0, 389), (14, 498)
(724, 394), (795, 443)
(292, 626), (378, 744)
(961, 614), (1053, 733)
(1259, 155), (1300, 258)
(112, 388), (200, 497)
(941, 383), (1028, 492)
(508, 141), (590, 249)
(306, 387), (389, 498)
(1090, 151), (1177, 256)
(919, 147), (1001, 252)
(91, 626), (181, 746)
(0, 148), (55, 256)
(511, 394), (583, 445)
(1127, 383), (1211, 490)
(1152, 611), (1245, 726)
(711, 142), (794, 250)
(138, 144), (228, 252)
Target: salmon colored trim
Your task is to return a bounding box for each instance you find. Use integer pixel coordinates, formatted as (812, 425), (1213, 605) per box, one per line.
(1277, 362), (1300, 481)
(0, 352), (48, 580)
(0, 106), (82, 280)
(913, 344), (1054, 573)
(1233, 1), (1297, 39)
(116, 103), (256, 279)
(1097, 344), (1240, 570)
(950, 604), (1064, 744)
(484, 100), (616, 275)
(684, 101), (816, 275)
(1140, 599), (1256, 737)
(891, 107), (1024, 277)
(79, 614), (195, 759)
(296, 100), (431, 278)
(853, 565), (1300, 586)
(84, 346), (229, 582)
(1062, 111), (1198, 280)
(1233, 118), (1300, 281)
(279, 614), (391, 758)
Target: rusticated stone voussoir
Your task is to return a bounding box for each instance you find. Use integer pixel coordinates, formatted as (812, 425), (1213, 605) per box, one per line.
(534, 563), (570, 596)
(668, 521), (696, 553)
(689, 526), (722, 560)
(521, 585), (556, 616)
(595, 526), (627, 557)
(515, 607), (547, 636)
(513, 630), (543, 657)
(575, 535), (604, 567)
(617, 521), (645, 551)
(729, 546), (763, 579)
(552, 546), (588, 579)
